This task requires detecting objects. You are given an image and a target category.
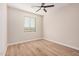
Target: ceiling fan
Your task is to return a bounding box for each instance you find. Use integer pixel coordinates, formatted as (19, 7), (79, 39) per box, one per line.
(33, 3), (54, 12)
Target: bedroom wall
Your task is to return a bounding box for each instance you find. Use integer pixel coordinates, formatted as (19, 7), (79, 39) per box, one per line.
(0, 4), (7, 55)
(8, 7), (43, 43)
(43, 4), (79, 50)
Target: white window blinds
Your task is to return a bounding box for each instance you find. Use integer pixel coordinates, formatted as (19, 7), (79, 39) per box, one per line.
(24, 16), (36, 32)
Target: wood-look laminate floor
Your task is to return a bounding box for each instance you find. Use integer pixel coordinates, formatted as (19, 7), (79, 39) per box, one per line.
(6, 39), (79, 56)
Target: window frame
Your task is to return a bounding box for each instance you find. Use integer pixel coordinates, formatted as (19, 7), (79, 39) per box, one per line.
(24, 16), (36, 32)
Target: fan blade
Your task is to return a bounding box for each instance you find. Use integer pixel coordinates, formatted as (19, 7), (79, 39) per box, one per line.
(43, 8), (47, 12)
(35, 3), (45, 12)
(36, 7), (41, 12)
(44, 5), (54, 8)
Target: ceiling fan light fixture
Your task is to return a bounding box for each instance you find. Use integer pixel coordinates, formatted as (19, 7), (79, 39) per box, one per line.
(34, 3), (54, 13)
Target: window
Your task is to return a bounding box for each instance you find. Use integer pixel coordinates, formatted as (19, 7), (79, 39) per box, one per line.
(24, 16), (36, 32)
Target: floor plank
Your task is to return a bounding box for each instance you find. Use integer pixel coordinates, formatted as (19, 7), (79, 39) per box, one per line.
(6, 39), (79, 56)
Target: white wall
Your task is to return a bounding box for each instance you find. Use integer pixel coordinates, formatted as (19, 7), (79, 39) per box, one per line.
(0, 4), (7, 55)
(8, 7), (43, 43)
(44, 4), (79, 50)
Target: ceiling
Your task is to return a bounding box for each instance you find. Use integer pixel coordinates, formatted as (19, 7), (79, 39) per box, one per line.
(8, 3), (70, 15)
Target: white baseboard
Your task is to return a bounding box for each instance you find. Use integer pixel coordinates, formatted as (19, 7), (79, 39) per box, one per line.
(7, 38), (79, 52)
(44, 38), (79, 50)
(0, 45), (7, 56)
(3, 45), (8, 56)
(8, 38), (42, 46)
